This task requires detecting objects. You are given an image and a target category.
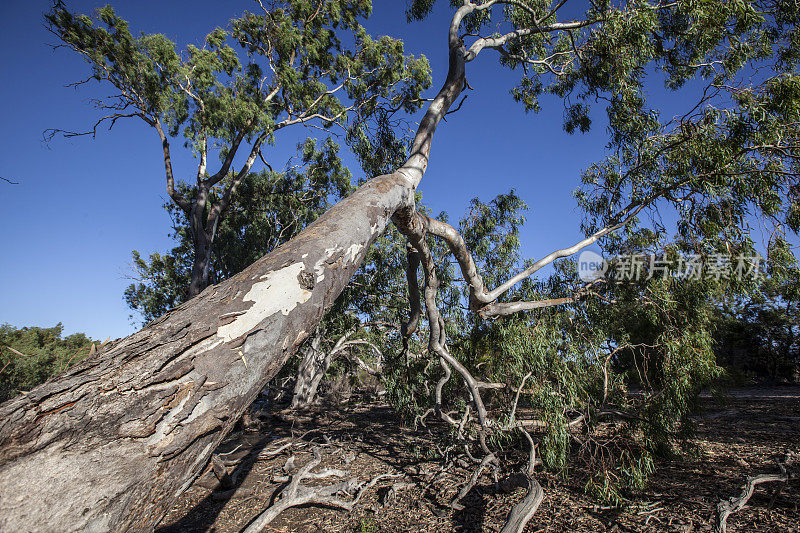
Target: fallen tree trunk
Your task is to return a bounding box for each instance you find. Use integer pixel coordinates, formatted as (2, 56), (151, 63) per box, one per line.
(0, 174), (412, 532)
(0, 8), (468, 530)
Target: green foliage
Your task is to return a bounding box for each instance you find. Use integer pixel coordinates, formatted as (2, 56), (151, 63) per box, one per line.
(125, 250), (190, 324)
(46, 1), (430, 154)
(48, 0), (431, 297)
(359, 517), (379, 533)
(0, 324), (96, 402)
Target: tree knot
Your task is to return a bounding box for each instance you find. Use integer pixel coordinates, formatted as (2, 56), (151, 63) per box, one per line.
(297, 270), (315, 291)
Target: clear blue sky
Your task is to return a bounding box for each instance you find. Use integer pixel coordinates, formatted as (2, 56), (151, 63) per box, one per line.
(0, 1), (685, 340)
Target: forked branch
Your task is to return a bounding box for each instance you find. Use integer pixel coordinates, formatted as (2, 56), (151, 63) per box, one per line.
(419, 177), (691, 314)
(714, 452), (797, 533)
(242, 447), (397, 533)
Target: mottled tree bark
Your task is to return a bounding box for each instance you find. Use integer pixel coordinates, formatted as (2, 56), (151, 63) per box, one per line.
(290, 329), (327, 408)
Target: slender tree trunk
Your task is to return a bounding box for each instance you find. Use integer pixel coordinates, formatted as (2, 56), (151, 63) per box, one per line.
(187, 204), (214, 299)
(290, 329), (328, 408)
(188, 232), (213, 299)
(0, 174), (412, 532)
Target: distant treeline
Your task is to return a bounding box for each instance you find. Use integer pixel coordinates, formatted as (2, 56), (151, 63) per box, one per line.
(0, 324), (99, 402)
(715, 306), (800, 383)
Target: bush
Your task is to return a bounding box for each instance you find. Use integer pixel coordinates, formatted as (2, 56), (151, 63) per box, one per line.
(0, 323), (97, 402)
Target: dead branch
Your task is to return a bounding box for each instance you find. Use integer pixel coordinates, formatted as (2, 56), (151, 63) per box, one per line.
(3, 346), (35, 358)
(450, 452), (497, 510)
(714, 453), (797, 533)
(500, 475), (544, 533)
(242, 447), (397, 533)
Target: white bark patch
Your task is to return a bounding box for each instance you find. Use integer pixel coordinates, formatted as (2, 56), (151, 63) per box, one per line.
(181, 395), (212, 426)
(344, 243), (363, 263)
(314, 247), (339, 283)
(145, 384), (193, 448)
(217, 262), (312, 343)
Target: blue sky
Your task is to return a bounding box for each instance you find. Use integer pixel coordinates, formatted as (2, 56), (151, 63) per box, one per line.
(0, 1), (692, 339)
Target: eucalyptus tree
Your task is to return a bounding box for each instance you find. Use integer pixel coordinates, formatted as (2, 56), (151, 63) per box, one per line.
(1, 1), (799, 532)
(45, 0), (430, 298)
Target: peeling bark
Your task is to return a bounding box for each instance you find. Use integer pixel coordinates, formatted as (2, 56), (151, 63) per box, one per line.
(0, 5), (485, 531)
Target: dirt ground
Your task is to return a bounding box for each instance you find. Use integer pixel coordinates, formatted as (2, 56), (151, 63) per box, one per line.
(157, 388), (800, 532)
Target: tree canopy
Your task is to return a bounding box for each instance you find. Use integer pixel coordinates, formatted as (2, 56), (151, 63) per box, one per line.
(0, 324), (96, 402)
(46, 0), (431, 297)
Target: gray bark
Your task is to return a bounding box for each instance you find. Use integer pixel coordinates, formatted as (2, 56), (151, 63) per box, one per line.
(188, 227), (213, 299)
(499, 476), (544, 533)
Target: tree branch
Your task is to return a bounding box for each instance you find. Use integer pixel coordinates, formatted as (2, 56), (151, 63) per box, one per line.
(242, 448), (398, 533)
(207, 132), (269, 229)
(396, 3), (472, 187)
(714, 454), (795, 533)
(204, 129), (248, 188)
(465, 20), (593, 62)
(499, 474), (544, 533)
(154, 119), (191, 214)
(419, 176), (691, 313)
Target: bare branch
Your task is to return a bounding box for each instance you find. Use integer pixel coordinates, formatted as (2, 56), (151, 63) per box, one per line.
(204, 129), (248, 188)
(3, 346), (35, 358)
(420, 175), (691, 312)
(499, 474), (544, 533)
(43, 112), (140, 141)
(196, 136), (207, 187)
(465, 20), (593, 62)
(242, 448), (398, 533)
(207, 132), (269, 229)
(450, 452), (497, 510)
(394, 205), (492, 453)
(715, 454), (796, 533)
(508, 372), (532, 425)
